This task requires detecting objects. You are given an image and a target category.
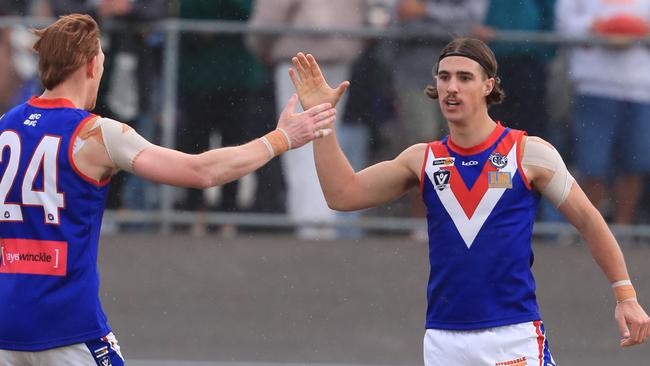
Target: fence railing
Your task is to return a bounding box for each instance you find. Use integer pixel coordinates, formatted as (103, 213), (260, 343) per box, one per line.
(3, 16), (650, 240)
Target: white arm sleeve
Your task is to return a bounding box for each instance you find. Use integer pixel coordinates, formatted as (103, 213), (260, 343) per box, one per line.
(97, 117), (153, 173)
(521, 137), (575, 207)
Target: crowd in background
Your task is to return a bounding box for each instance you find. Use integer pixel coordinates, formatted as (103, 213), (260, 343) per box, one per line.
(1, 0), (650, 238)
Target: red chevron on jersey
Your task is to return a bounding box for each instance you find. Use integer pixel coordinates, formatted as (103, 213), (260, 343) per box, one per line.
(423, 130), (522, 248)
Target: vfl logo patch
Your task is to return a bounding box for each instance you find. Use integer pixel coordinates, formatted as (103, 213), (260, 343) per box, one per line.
(488, 152), (508, 169)
(488, 171), (512, 189)
(432, 157), (455, 167)
(433, 170), (451, 191)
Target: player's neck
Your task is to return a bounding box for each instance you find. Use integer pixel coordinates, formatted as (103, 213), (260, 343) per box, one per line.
(40, 76), (89, 110)
(447, 113), (496, 149)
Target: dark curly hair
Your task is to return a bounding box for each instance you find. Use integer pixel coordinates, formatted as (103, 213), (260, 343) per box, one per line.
(425, 38), (505, 106)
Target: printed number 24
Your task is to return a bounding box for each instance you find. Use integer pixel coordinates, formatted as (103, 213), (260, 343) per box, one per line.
(0, 131), (64, 224)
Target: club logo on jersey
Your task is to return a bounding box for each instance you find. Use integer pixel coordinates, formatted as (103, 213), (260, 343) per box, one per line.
(23, 113), (41, 127)
(433, 170), (451, 191)
(488, 152), (508, 169)
(488, 171), (512, 189)
(461, 160), (478, 166)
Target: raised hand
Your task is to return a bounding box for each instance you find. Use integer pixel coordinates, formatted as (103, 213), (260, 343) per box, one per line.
(289, 52), (350, 110)
(277, 94), (336, 149)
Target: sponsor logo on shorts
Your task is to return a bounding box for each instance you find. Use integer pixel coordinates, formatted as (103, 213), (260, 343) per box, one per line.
(94, 345), (111, 366)
(488, 171), (512, 189)
(432, 157), (455, 167)
(0, 239), (67, 276)
(433, 170), (451, 191)
(94, 346), (109, 358)
(489, 152), (508, 169)
(495, 356), (527, 366)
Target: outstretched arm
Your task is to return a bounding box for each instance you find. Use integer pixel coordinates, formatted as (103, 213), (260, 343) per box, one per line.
(524, 136), (650, 348)
(289, 52), (421, 211)
(134, 94), (335, 188)
(75, 95), (336, 188)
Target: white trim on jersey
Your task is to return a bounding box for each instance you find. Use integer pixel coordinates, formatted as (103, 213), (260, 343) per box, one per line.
(425, 142), (519, 248)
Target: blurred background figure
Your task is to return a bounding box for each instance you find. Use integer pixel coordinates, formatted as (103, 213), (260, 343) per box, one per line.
(0, 0), (39, 115)
(177, 0), (270, 237)
(49, 0), (168, 231)
(394, 0), (487, 241)
(395, 0), (487, 145)
(472, 0), (556, 138)
(556, 0), (650, 225)
(471, 0), (558, 225)
(247, 0), (366, 240)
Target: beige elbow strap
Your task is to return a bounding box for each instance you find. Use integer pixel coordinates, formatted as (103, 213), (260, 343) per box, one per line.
(612, 280), (637, 303)
(522, 137), (575, 207)
(98, 118), (153, 173)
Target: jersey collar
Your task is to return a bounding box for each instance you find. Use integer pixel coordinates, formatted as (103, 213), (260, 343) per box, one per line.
(447, 122), (505, 156)
(27, 96), (77, 109)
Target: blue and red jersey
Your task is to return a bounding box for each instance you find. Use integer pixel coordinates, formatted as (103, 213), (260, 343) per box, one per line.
(0, 97), (111, 351)
(421, 123), (541, 330)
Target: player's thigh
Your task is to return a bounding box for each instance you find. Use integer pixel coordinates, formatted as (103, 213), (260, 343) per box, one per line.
(572, 94), (620, 178)
(2, 332), (125, 366)
(620, 100), (650, 174)
(423, 321), (556, 366)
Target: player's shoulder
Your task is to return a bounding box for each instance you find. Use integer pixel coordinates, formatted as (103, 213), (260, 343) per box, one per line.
(394, 143), (429, 171)
(520, 135), (557, 155)
(399, 143), (429, 159)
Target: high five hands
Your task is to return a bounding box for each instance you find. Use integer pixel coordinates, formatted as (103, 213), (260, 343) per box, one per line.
(288, 52), (350, 111)
(276, 94), (336, 149)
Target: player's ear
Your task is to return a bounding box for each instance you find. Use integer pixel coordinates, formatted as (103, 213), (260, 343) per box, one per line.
(484, 77), (495, 96)
(86, 55), (97, 78)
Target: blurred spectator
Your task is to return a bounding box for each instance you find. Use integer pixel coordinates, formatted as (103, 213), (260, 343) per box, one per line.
(178, 0), (270, 236)
(394, 0), (487, 241)
(0, 21), (24, 113)
(0, 1), (38, 114)
(473, 0), (556, 138)
(556, 0), (650, 224)
(49, 0), (168, 230)
(247, 0), (366, 240)
(395, 0), (487, 144)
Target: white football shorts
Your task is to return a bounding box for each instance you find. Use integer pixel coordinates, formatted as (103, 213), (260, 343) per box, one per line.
(424, 321), (556, 366)
(0, 332), (124, 366)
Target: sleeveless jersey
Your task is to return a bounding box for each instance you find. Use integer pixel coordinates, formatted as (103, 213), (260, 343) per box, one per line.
(420, 123), (541, 330)
(0, 97), (111, 351)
